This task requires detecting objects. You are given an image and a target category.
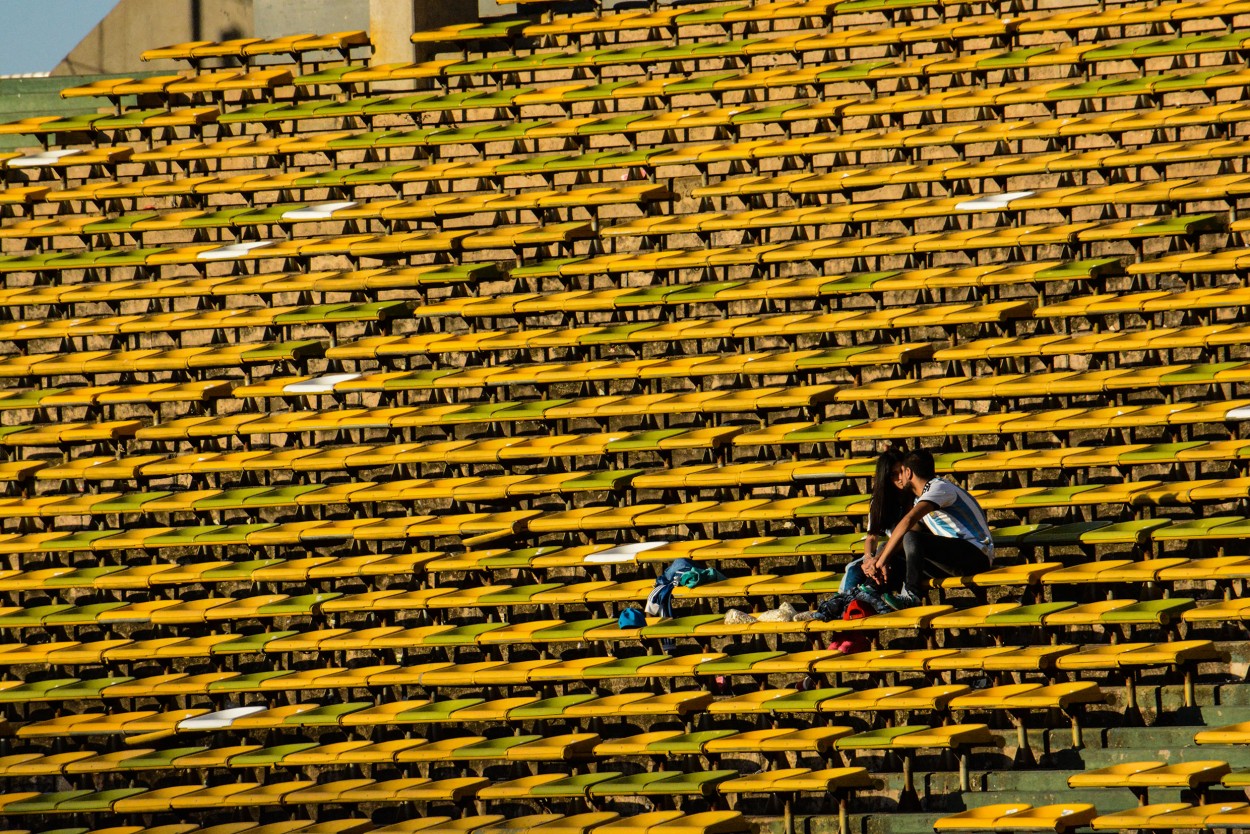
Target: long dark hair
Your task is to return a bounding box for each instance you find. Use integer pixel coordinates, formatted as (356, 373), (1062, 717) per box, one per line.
(867, 448), (910, 536)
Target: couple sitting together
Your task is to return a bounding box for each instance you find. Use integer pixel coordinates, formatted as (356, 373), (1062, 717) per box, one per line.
(839, 447), (994, 611)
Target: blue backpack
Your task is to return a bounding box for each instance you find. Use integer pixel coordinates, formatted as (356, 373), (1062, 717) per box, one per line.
(618, 608), (646, 629)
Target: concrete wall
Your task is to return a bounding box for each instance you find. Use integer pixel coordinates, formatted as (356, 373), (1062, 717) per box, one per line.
(479, 0), (517, 14)
(53, 0), (255, 75)
(51, 0), (498, 76)
(370, 0), (483, 65)
(253, 1), (370, 39)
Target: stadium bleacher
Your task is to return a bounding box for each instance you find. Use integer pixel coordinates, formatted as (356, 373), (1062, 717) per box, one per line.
(0, 0), (1246, 832)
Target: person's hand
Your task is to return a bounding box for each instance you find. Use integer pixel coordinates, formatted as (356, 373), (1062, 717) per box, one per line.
(863, 557), (883, 584)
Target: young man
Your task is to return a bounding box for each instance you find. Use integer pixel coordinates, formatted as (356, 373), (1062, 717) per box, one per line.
(862, 448), (993, 608)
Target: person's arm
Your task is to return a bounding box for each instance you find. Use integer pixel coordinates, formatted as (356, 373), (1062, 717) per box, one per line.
(863, 500), (938, 583)
(863, 532), (878, 561)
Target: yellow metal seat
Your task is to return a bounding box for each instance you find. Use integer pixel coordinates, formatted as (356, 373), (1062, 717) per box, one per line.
(1197, 721), (1250, 744)
(710, 728), (853, 754)
(708, 689), (796, 714)
(938, 804), (1097, 831)
(113, 785), (209, 813)
(1093, 803), (1246, 830)
(1071, 761), (1229, 789)
(813, 650), (947, 674)
(569, 691), (712, 717)
(524, 813), (625, 834)
(950, 682), (1105, 711)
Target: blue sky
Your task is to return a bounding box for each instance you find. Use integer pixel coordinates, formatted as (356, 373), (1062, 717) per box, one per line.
(0, 1), (111, 75)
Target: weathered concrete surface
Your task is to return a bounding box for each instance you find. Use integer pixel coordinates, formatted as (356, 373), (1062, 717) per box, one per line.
(370, 0), (480, 65)
(53, 0), (254, 75)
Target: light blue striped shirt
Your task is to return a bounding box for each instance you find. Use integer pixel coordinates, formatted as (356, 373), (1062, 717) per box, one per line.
(916, 477), (994, 559)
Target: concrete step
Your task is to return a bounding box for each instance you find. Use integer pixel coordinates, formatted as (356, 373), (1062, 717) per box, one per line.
(958, 787), (1141, 810)
(877, 764), (1232, 793)
(853, 812), (943, 834)
(1157, 706), (1250, 727)
(1048, 745), (1250, 769)
(1106, 724), (1225, 749)
(772, 808), (947, 834)
(1034, 724), (1207, 751)
(1141, 682), (1250, 711)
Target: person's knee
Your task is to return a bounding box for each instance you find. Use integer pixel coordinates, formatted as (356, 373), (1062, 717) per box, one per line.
(841, 560), (867, 592)
(902, 529), (926, 557)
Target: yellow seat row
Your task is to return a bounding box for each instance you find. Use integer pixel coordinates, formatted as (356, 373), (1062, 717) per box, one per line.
(392, 28), (1250, 111)
(0, 816), (746, 834)
(415, 260), (1104, 321)
(247, 344), (934, 395)
(0, 640), (1210, 704)
(20, 94), (1249, 192)
(137, 385), (838, 440)
(734, 398), (1250, 446)
(0, 302), (408, 342)
(321, 0), (1241, 87)
(18, 472), (1250, 525)
(14, 62), (1250, 178)
(837, 362), (1250, 402)
(0, 225), (590, 273)
(1089, 802), (1250, 830)
(67, 431), (1240, 485)
(14, 694), (1013, 741)
(0, 772), (836, 814)
(0, 106), (218, 138)
(62, 68), (294, 100)
(0, 614), (1213, 667)
(0, 572), (842, 627)
(0, 729), (793, 772)
(0, 380), (230, 412)
(21, 392), (1250, 455)
(140, 31), (370, 63)
(695, 141), (1250, 200)
(2, 184), (668, 244)
(0, 553), (431, 592)
(420, 0), (837, 41)
(0, 340), (319, 378)
(515, 215), (1216, 278)
(0, 265), (487, 308)
(46, 427), (739, 479)
(1, 510), (1244, 561)
(284, 29), (1224, 132)
(324, 300), (1028, 360)
(3, 535), (1239, 599)
(939, 556), (1250, 590)
(936, 803), (1096, 832)
(935, 322), (1250, 361)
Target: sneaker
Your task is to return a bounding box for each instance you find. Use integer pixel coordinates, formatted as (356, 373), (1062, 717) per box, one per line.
(724, 608), (757, 625)
(831, 635), (870, 655)
(757, 602), (797, 622)
(880, 587), (923, 611)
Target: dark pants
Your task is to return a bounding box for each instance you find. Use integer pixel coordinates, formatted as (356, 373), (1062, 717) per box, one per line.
(841, 551), (905, 594)
(903, 528), (991, 597)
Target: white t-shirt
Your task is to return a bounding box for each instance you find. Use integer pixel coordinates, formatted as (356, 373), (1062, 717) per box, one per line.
(916, 477), (994, 559)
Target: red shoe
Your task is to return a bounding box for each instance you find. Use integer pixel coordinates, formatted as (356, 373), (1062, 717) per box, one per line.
(830, 635), (870, 655)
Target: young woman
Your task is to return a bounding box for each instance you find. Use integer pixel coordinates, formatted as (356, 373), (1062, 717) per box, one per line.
(862, 447), (993, 607)
(839, 448), (911, 593)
